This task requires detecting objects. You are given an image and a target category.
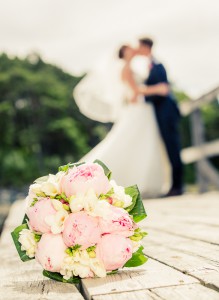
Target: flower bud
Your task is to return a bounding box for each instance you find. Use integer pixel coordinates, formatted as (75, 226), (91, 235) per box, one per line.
(88, 251), (96, 258)
(114, 201), (124, 207)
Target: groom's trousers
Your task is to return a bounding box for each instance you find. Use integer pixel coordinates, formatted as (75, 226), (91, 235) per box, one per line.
(153, 98), (183, 190)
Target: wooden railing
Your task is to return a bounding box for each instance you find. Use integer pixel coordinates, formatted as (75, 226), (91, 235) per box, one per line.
(179, 86), (219, 192)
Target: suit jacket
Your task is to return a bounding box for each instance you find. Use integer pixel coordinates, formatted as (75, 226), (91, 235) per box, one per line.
(145, 58), (180, 118)
(145, 59), (169, 103)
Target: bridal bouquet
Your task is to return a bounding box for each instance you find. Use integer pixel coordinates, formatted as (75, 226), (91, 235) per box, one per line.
(11, 160), (147, 283)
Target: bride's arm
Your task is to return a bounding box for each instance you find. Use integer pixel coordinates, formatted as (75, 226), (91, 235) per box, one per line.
(138, 83), (169, 96)
(122, 65), (169, 98)
(121, 65), (138, 103)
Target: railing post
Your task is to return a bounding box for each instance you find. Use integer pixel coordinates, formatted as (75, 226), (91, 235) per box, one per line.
(190, 108), (208, 193)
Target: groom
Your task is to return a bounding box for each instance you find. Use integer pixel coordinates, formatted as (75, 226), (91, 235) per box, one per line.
(136, 37), (183, 196)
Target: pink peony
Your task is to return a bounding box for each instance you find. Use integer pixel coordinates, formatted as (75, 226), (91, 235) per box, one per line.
(61, 163), (110, 197)
(96, 234), (133, 271)
(99, 206), (134, 237)
(62, 212), (101, 249)
(35, 233), (67, 272)
(27, 198), (57, 233)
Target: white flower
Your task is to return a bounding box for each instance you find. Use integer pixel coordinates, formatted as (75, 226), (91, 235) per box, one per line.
(110, 180), (132, 208)
(44, 200), (68, 234)
(70, 189), (111, 219)
(26, 172), (65, 208)
(18, 229), (37, 258)
(40, 172), (64, 197)
(71, 263), (91, 278)
(29, 182), (42, 194)
(25, 183), (42, 208)
(89, 257), (106, 277)
(51, 199), (64, 211)
(69, 194), (86, 213)
(60, 249), (106, 279)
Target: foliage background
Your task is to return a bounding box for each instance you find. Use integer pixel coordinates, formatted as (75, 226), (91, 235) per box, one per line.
(0, 53), (218, 188)
(0, 53), (110, 187)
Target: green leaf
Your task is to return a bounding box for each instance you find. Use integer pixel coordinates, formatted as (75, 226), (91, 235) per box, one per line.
(99, 188), (114, 200)
(43, 270), (80, 284)
(22, 214), (29, 224)
(107, 269), (118, 275)
(125, 185), (139, 212)
(86, 245), (96, 253)
(124, 246), (148, 268)
(30, 198), (38, 207)
(94, 159), (112, 179)
(127, 185), (147, 223)
(34, 233), (42, 242)
(11, 223), (34, 262)
(65, 244), (81, 256)
(58, 162), (85, 172)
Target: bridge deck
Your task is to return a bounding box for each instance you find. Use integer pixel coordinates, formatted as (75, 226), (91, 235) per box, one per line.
(0, 192), (219, 299)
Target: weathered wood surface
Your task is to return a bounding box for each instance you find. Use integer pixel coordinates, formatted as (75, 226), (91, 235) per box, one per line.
(179, 85), (219, 193)
(179, 85), (219, 116)
(181, 139), (219, 164)
(1, 193), (219, 300)
(0, 204), (10, 234)
(93, 284), (219, 300)
(81, 259), (198, 299)
(0, 200), (84, 300)
(81, 192), (219, 299)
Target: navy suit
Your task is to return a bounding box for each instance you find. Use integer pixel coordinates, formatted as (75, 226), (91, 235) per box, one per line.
(145, 59), (183, 190)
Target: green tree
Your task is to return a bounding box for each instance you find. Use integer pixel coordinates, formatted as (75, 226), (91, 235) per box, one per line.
(0, 53), (108, 187)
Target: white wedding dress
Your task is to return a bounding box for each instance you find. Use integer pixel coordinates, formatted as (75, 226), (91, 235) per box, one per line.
(74, 57), (171, 196)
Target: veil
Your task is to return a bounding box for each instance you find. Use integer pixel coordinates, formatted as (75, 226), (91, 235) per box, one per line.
(73, 56), (125, 123)
(73, 55), (149, 123)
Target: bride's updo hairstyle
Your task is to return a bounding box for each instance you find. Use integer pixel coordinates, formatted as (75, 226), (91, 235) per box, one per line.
(118, 45), (128, 59)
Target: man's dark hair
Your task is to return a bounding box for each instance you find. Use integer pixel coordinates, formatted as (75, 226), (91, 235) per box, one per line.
(139, 37), (153, 48)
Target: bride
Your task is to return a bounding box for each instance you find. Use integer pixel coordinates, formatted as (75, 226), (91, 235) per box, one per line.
(74, 45), (171, 197)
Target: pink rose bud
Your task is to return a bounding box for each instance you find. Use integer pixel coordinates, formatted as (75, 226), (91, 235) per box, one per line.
(27, 198), (56, 233)
(61, 163), (110, 197)
(62, 212), (101, 249)
(99, 206), (134, 237)
(35, 233), (67, 272)
(96, 234), (133, 271)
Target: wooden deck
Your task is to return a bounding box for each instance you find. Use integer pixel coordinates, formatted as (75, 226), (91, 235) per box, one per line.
(0, 192), (219, 299)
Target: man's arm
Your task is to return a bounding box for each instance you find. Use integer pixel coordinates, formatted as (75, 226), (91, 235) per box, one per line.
(139, 63), (169, 96)
(138, 83), (169, 96)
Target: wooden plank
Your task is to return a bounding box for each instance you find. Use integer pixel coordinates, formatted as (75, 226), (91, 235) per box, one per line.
(0, 204), (11, 234)
(142, 193), (219, 244)
(152, 283), (219, 300)
(93, 284), (219, 300)
(143, 244), (219, 291)
(144, 220), (219, 245)
(190, 108), (209, 192)
(0, 201), (84, 300)
(2, 195), (219, 300)
(179, 85), (219, 116)
(93, 290), (161, 300)
(145, 228), (219, 263)
(81, 259), (198, 300)
(141, 194), (219, 291)
(1, 200), (25, 229)
(0, 280), (84, 300)
(181, 139), (219, 164)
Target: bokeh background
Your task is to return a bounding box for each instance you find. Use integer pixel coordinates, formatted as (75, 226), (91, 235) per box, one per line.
(0, 0), (219, 222)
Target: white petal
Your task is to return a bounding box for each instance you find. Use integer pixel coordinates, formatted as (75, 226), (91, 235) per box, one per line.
(52, 199), (63, 211)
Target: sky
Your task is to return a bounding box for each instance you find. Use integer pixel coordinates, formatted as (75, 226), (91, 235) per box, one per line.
(0, 0), (219, 97)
